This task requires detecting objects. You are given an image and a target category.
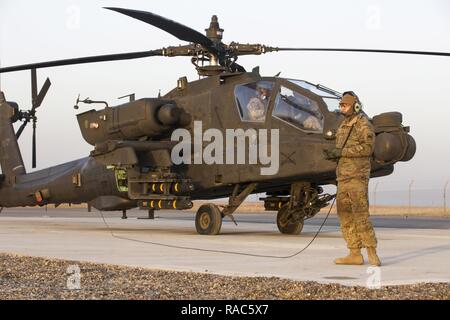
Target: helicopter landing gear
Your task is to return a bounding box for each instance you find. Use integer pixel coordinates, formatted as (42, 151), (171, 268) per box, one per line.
(195, 204), (222, 235)
(270, 182), (334, 235)
(275, 182), (308, 235)
(221, 183), (258, 226)
(276, 205), (304, 235)
(195, 183), (258, 235)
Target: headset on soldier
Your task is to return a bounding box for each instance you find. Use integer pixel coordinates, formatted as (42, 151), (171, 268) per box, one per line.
(342, 91), (363, 114)
(323, 91), (362, 161)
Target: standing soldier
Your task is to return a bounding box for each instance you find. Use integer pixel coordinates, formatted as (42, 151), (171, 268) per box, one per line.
(324, 92), (381, 266)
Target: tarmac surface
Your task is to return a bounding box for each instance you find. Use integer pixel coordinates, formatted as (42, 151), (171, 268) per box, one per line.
(0, 207), (449, 287)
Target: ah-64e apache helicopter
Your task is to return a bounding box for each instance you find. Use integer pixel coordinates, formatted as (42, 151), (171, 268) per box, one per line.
(1, 7), (444, 235)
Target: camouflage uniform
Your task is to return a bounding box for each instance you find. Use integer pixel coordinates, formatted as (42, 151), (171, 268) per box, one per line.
(336, 113), (378, 249)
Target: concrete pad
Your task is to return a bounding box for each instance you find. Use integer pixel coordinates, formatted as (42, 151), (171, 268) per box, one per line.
(0, 209), (449, 287)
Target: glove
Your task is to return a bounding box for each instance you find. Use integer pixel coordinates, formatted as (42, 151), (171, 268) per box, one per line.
(323, 148), (342, 160)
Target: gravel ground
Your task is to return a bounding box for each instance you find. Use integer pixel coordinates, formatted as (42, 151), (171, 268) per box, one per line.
(0, 253), (448, 300)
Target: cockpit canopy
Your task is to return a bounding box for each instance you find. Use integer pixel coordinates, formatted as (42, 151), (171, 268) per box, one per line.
(234, 78), (341, 133)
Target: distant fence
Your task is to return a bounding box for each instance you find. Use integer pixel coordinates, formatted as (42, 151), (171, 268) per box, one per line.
(369, 180), (450, 214)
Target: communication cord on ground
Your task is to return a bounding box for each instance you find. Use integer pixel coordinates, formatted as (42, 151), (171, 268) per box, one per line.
(99, 197), (336, 259)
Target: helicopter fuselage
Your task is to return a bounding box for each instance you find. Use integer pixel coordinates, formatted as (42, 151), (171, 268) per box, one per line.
(0, 72), (410, 212)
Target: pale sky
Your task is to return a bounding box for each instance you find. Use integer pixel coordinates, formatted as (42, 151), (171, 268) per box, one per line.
(1, 0), (450, 193)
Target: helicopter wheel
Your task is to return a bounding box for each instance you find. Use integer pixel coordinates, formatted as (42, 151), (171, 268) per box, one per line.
(195, 204), (222, 235)
(276, 206), (304, 235)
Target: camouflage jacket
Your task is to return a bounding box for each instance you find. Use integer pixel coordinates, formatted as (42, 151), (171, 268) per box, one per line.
(336, 113), (375, 182)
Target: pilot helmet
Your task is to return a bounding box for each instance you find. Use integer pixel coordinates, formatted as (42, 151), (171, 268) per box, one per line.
(256, 81), (272, 90)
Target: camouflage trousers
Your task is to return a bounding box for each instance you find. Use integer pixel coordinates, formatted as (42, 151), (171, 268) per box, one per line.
(336, 178), (378, 249)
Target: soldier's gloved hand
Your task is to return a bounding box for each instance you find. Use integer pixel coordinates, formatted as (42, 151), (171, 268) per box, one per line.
(323, 148), (342, 160)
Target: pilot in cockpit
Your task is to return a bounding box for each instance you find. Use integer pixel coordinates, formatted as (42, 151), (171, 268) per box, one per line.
(246, 82), (272, 122)
(290, 92), (323, 131)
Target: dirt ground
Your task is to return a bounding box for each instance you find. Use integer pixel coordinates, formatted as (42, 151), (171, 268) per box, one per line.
(0, 253), (448, 300)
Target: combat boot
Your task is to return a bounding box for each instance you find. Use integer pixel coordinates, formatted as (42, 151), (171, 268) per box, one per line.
(367, 247), (381, 266)
(334, 249), (364, 265)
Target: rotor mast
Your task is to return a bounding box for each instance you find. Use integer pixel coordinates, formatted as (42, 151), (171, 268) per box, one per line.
(205, 15), (223, 67)
(193, 15), (227, 77)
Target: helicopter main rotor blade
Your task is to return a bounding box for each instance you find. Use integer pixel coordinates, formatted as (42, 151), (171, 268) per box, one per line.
(0, 49), (163, 73)
(275, 48), (450, 57)
(31, 69), (38, 105)
(34, 78), (51, 110)
(104, 7), (216, 53)
(15, 120), (29, 140)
